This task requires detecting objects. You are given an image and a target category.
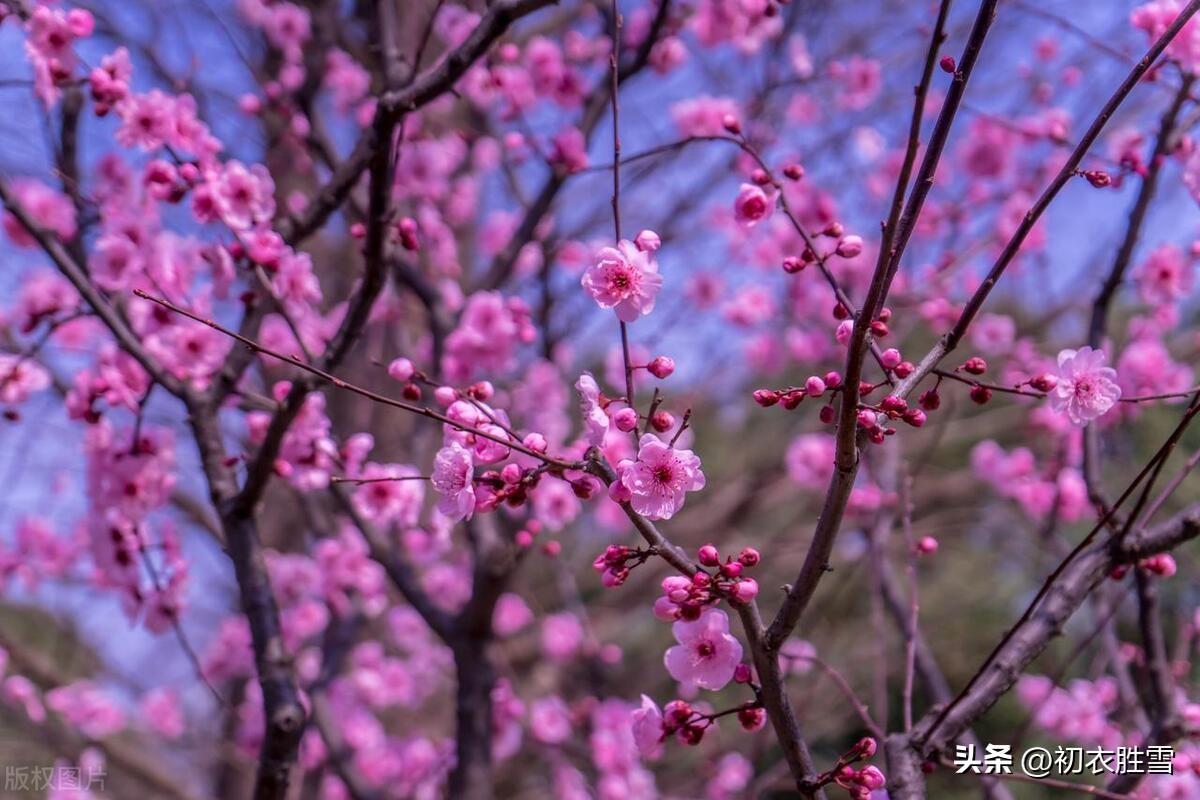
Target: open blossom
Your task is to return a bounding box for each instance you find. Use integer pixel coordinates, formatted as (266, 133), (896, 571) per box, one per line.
(615, 434), (705, 520)
(582, 239), (663, 323)
(1135, 243), (1194, 306)
(1049, 347), (1122, 426)
(732, 183), (774, 228)
(664, 608), (743, 690)
(431, 443), (475, 521)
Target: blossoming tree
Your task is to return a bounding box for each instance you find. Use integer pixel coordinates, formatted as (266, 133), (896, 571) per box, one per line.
(2, 0), (1200, 798)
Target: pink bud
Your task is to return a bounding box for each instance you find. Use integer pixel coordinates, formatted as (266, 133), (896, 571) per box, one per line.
(387, 357), (414, 382)
(515, 530), (534, 548)
(66, 8), (95, 37)
(614, 407), (639, 432)
(647, 356), (675, 379)
(902, 409), (927, 428)
(825, 371), (843, 389)
(697, 544), (721, 567)
(1030, 373), (1058, 392)
(857, 409), (877, 428)
(969, 385), (992, 404)
(819, 405), (836, 424)
(894, 361), (915, 379)
(470, 381), (494, 401)
(856, 737), (878, 758)
(805, 376), (826, 397)
(939, 55), (956, 73)
(738, 547), (760, 567)
(732, 577), (759, 603)
(783, 164), (804, 180)
(720, 561), (743, 579)
(608, 480), (632, 503)
(919, 389), (941, 410)
(836, 235), (864, 258)
(434, 386), (457, 406)
(733, 663), (753, 683)
(753, 389), (780, 407)
(650, 411), (675, 432)
(880, 348), (902, 370)
(916, 536), (939, 555)
(722, 114), (742, 135)
(634, 229), (662, 252)
(962, 357), (987, 375)
(522, 432), (548, 453)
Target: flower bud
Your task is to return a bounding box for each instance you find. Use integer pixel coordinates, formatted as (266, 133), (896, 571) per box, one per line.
(919, 389), (941, 410)
(940, 55), (956, 73)
(969, 385), (992, 405)
(647, 356), (675, 379)
(753, 389), (780, 407)
(614, 407), (639, 432)
(881, 348), (903, 370)
(722, 114), (742, 135)
(697, 544), (721, 567)
(738, 547), (760, 567)
(387, 357), (415, 382)
(650, 410), (675, 432)
(733, 663), (753, 683)
(836, 235), (864, 258)
(962, 357), (987, 375)
(819, 405), (836, 424)
(634, 229), (662, 252)
(783, 164), (804, 180)
(731, 578), (759, 603)
(916, 536), (939, 555)
(805, 376), (826, 397)
(894, 361), (915, 379)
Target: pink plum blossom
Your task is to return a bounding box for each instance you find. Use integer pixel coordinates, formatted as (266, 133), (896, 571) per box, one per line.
(582, 240), (664, 323)
(431, 443), (476, 521)
(1049, 347), (1122, 425)
(615, 434), (706, 520)
(664, 608), (743, 690)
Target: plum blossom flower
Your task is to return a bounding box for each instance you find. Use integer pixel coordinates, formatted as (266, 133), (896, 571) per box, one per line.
(615, 434), (706, 520)
(733, 183), (775, 228)
(575, 372), (609, 446)
(1049, 347), (1122, 426)
(582, 239), (664, 323)
(1134, 243), (1193, 306)
(664, 608), (743, 690)
(431, 443), (475, 521)
(631, 695), (664, 758)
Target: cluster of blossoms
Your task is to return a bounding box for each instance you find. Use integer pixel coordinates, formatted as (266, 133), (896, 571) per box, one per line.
(651, 545), (761, 619)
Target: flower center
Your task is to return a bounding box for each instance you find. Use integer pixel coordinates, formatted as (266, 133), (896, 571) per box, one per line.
(1074, 378), (1095, 398)
(653, 464), (674, 485)
(696, 641), (715, 658)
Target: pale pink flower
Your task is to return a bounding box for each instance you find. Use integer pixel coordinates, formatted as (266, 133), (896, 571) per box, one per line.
(209, 160), (276, 231)
(575, 372), (609, 446)
(785, 433), (835, 489)
(631, 695), (664, 758)
(431, 443), (475, 521)
(2, 179), (77, 247)
(1050, 347), (1122, 425)
(582, 240), (664, 323)
(139, 688), (184, 740)
(733, 183), (774, 228)
(0, 356), (51, 404)
(352, 463), (424, 528)
(664, 608), (743, 690)
(1134, 243), (1193, 306)
(616, 434), (706, 520)
(530, 696), (573, 744)
(669, 96), (740, 137)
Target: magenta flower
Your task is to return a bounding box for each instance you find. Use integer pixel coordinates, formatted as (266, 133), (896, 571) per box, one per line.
(1050, 346), (1122, 426)
(631, 694), (665, 758)
(582, 240), (663, 323)
(732, 183), (774, 228)
(431, 443), (475, 521)
(616, 434), (706, 520)
(664, 608), (743, 690)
